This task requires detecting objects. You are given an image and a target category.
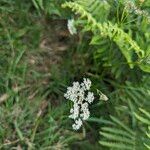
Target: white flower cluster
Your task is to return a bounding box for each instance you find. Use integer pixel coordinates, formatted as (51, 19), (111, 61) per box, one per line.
(67, 19), (77, 35)
(125, 1), (150, 23)
(64, 78), (94, 130)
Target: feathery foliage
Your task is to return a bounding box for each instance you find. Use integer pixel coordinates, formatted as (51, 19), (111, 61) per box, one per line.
(99, 116), (136, 150)
(135, 108), (150, 149)
(61, 1), (150, 149)
(62, 0), (150, 73)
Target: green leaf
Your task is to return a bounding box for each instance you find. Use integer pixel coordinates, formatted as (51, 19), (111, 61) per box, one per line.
(110, 116), (135, 135)
(135, 113), (150, 125)
(99, 141), (133, 150)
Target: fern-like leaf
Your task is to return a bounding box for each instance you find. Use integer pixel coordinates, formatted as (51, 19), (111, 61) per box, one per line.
(62, 0), (145, 69)
(135, 108), (150, 149)
(99, 116), (136, 150)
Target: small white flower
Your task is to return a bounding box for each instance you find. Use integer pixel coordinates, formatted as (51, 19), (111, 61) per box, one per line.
(64, 78), (94, 130)
(82, 110), (90, 120)
(81, 102), (90, 120)
(78, 89), (85, 104)
(64, 81), (80, 102)
(81, 78), (92, 91)
(67, 19), (77, 35)
(72, 118), (83, 130)
(69, 103), (80, 119)
(85, 92), (94, 103)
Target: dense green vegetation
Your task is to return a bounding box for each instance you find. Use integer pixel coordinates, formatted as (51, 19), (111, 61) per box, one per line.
(0, 0), (150, 149)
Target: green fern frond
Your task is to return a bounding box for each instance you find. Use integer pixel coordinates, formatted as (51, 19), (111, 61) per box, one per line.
(62, 0), (145, 69)
(101, 127), (134, 139)
(135, 108), (150, 125)
(99, 141), (134, 150)
(145, 126), (150, 149)
(100, 131), (134, 145)
(139, 108), (150, 120)
(113, 79), (149, 114)
(110, 116), (135, 135)
(147, 127), (150, 138)
(144, 144), (150, 150)
(77, 0), (110, 21)
(99, 116), (136, 150)
(135, 108), (150, 149)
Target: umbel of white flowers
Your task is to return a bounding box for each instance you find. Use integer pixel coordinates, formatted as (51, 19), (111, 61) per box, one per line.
(64, 78), (94, 130)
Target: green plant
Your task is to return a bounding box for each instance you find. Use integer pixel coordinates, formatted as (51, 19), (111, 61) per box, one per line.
(99, 116), (136, 150)
(135, 108), (150, 149)
(62, 0), (150, 74)
(89, 77), (150, 150)
(62, 0), (150, 149)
